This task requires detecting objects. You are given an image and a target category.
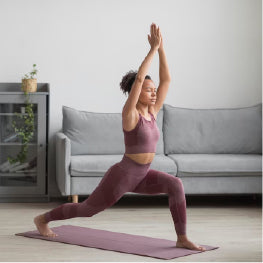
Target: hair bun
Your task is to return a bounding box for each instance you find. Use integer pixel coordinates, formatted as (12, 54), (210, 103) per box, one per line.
(119, 70), (151, 96)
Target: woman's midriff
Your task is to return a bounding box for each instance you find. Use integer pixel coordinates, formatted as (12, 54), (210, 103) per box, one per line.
(124, 152), (155, 164)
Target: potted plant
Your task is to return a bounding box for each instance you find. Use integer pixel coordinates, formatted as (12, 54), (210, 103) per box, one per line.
(22, 64), (38, 92)
(7, 64), (38, 165)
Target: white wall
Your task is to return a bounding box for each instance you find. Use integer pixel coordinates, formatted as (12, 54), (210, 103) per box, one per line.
(0, 0), (261, 197)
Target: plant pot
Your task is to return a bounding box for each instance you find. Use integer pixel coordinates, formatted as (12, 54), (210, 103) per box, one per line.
(22, 78), (37, 92)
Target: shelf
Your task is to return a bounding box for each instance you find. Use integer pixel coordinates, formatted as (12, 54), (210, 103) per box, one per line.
(0, 173), (37, 177)
(0, 82), (49, 200)
(0, 113), (39, 116)
(0, 143), (39, 146)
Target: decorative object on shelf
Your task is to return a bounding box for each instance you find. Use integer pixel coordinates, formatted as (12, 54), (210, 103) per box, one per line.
(21, 64), (38, 93)
(7, 64), (39, 165)
(0, 156), (37, 173)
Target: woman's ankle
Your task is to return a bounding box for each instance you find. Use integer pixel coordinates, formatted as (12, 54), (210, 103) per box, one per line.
(177, 234), (188, 242)
(41, 213), (48, 224)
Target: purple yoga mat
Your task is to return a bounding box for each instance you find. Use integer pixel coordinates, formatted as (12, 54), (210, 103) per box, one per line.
(15, 225), (219, 260)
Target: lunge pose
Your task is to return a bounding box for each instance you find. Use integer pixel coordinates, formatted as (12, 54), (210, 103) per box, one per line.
(34, 23), (205, 251)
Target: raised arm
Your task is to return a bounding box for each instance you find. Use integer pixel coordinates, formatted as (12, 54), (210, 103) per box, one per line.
(154, 27), (171, 114)
(123, 23), (161, 112)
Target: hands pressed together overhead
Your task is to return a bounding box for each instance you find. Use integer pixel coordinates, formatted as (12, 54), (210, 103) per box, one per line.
(148, 23), (163, 51)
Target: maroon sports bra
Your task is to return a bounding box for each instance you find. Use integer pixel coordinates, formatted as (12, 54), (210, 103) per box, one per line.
(123, 112), (160, 154)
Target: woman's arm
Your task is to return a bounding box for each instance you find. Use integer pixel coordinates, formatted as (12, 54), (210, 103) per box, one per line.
(123, 24), (161, 111)
(137, 23), (161, 81)
(136, 47), (157, 82)
(158, 47), (171, 82)
(154, 28), (171, 113)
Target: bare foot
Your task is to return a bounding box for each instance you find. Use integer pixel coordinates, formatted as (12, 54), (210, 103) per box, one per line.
(33, 214), (58, 237)
(176, 239), (206, 251)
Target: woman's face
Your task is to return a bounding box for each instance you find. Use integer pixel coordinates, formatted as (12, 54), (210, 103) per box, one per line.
(138, 79), (157, 106)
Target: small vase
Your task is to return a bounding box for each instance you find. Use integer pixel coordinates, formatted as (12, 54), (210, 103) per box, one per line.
(21, 78), (37, 92)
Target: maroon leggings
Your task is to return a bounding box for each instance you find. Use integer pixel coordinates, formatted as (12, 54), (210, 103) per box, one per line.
(44, 154), (187, 235)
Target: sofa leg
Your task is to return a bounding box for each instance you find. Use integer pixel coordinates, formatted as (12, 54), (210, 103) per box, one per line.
(72, 195), (78, 203)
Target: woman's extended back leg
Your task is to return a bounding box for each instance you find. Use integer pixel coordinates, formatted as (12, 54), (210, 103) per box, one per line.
(44, 163), (133, 223)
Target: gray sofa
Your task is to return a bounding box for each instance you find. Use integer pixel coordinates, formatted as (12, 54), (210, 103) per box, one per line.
(56, 103), (262, 203)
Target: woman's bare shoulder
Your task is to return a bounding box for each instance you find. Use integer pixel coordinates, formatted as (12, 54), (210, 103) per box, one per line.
(122, 108), (140, 131)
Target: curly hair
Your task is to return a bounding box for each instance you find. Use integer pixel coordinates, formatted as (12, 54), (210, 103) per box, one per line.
(119, 70), (151, 96)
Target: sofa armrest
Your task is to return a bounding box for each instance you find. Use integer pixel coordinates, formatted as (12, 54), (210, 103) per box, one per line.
(56, 132), (71, 196)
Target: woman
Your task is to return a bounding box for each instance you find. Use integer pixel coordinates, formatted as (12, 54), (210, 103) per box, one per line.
(34, 23), (205, 252)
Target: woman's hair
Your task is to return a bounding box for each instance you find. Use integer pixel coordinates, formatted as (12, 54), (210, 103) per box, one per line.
(119, 70), (151, 96)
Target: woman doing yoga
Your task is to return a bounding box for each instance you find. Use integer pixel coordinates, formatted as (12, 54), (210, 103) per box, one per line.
(34, 23), (205, 251)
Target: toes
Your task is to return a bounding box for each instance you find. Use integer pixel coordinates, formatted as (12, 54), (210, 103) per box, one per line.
(46, 233), (57, 237)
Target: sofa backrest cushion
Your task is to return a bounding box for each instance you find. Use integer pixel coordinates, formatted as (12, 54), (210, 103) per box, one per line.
(163, 103), (262, 154)
(62, 106), (164, 155)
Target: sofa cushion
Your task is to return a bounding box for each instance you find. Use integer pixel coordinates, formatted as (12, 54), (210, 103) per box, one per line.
(62, 106), (164, 155)
(167, 153), (262, 177)
(163, 103), (262, 154)
(70, 154), (177, 177)
(70, 154), (124, 176)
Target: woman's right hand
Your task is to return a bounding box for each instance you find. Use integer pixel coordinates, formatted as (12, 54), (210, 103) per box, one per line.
(148, 23), (161, 51)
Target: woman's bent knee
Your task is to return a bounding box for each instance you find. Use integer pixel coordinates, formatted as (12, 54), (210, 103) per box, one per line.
(169, 177), (185, 194)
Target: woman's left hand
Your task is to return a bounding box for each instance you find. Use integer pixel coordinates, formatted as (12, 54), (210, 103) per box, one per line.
(157, 25), (164, 51)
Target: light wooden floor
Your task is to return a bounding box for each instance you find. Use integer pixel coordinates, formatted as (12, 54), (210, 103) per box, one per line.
(0, 195), (262, 262)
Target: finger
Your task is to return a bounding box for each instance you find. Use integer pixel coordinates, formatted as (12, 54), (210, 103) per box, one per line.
(153, 24), (157, 37)
(155, 24), (158, 36)
(158, 29), (162, 42)
(150, 23), (154, 36)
